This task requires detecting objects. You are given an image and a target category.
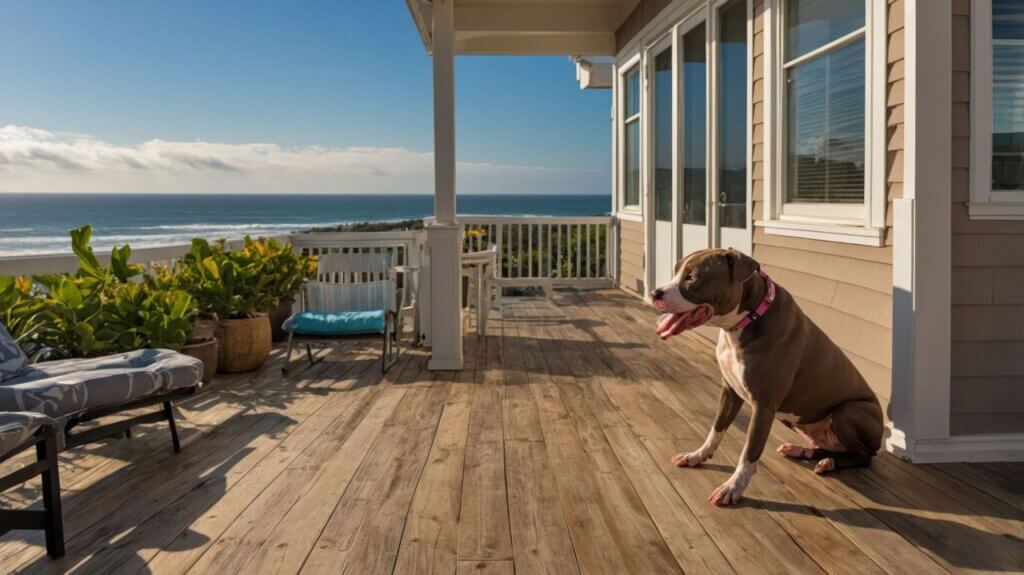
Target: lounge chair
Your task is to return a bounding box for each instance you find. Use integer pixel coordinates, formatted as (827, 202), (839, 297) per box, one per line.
(0, 323), (203, 452)
(0, 411), (64, 557)
(282, 252), (416, 374)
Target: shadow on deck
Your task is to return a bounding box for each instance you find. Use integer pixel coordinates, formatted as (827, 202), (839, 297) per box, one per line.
(1, 289), (1022, 573)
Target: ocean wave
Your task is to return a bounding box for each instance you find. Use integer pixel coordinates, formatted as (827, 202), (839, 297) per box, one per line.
(133, 221), (356, 231)
(0, 227), (36, 233)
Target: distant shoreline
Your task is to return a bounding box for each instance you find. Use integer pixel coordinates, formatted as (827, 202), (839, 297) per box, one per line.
(0, 193), (612, 257)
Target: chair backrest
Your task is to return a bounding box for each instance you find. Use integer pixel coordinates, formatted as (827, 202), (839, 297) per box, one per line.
(315, 252), (392, 284)
(304, 280), (392, 313)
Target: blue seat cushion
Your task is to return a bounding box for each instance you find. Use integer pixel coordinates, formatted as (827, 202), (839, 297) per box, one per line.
(285, 310), (386, 336)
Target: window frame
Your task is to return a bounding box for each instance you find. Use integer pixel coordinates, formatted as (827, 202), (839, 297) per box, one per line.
(970, 0), (1024, 219)
(759, 0), (887, 246)
(618, 55), (644, 214)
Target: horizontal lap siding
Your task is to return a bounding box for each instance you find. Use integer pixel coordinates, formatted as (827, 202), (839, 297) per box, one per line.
(618, 218), (646, 297)
(949, 1), (1024, 434)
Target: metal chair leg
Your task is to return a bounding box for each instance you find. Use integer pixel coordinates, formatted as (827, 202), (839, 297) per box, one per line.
(164, 401), (181, 453)
(305, 343), (323, 366)
(37, 431), (64, 558)
(282, 330), (296, 375)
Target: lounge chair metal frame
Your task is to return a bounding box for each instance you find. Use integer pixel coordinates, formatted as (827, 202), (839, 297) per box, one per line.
(0, 423), (64, 558)
(60, 385), (199, 452)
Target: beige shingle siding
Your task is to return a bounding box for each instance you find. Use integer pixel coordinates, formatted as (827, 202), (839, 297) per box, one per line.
(618, 218), (646, 297)
(949, 1), (1024, 435)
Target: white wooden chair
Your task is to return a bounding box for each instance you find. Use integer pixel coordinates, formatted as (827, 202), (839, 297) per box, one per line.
(462, 245), (499, 336)
(282, 252), (418, 373)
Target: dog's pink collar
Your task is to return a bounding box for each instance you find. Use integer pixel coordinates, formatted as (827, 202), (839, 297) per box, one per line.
(727, 271), (775, 332)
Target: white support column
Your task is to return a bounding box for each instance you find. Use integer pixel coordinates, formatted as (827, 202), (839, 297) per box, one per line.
(427, 0), (464, 371)
(889, 0), (952, 460)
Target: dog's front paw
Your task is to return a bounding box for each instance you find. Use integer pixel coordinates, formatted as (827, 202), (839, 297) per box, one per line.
(708, 479), (748, 506)
(671, 449), (712, 468)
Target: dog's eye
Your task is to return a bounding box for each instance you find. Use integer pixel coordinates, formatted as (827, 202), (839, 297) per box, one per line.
(685, 273), (695, 282)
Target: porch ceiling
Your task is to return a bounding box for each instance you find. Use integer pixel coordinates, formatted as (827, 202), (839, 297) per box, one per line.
(406, 0), (641, 56)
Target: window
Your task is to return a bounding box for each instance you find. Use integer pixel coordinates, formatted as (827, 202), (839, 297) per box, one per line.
(623, 65), (642, 209)
(784, 0), (865, 209)
(971, 0), (1024, 218)
(758, 0), (885, 245)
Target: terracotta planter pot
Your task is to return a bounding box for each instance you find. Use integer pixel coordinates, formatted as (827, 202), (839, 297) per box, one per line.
(270, 297), (295, 343)
(216, 314), (272, 373)
(180, 338), (218, 383)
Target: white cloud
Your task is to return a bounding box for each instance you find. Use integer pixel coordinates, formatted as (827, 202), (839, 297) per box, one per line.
(0, 125), (607, 195)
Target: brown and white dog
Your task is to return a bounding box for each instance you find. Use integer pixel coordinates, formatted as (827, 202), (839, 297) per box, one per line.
(650, 248), (883, 506)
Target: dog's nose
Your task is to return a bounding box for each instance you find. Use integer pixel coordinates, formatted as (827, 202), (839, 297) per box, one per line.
(650, 288), (664, 301)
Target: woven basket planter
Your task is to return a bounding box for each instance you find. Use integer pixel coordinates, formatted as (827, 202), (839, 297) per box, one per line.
(181, 338), (218, 383)
(216, 314), (272, 373)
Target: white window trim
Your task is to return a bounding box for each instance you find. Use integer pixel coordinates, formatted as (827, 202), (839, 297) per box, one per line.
(758, 0), (887, 246)
(969, 0), (1024, 219)
(617, 53), (644, 215)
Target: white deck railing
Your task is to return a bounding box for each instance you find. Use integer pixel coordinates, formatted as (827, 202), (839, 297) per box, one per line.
(458, 216), (612, 287)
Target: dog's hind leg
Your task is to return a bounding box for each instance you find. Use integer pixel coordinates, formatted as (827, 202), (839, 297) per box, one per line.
(814, 398), (884, 474)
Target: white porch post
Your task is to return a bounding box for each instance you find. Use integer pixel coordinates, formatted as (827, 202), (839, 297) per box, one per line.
(427, 0), (464, 370)
(889, 0), (952, 460)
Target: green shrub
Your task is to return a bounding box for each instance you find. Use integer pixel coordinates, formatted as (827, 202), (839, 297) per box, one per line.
(2, 227), (314, 361)
(1, 226), (198, 360)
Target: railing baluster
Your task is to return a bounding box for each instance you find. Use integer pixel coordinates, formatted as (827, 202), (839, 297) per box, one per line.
(577, 223), (585, 278)
(528, 223), (536, 276)
(586, 224), (592, 278)
(516, 223), (522, 278)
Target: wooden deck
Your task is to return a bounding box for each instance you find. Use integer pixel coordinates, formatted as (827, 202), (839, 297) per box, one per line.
(1, 289), (1022, 574)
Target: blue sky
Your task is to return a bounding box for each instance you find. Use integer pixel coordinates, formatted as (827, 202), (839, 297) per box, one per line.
(0, 1), (611, 194)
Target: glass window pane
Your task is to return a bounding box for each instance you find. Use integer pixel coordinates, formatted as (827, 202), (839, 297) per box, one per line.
(625, 120), (641, 206)
(992, 0), (1024, 190)
(654, 48), (673, 222)
(682, 23), (707, 225)
(786, 38), (865, 204)
(625, 66), (640, 117)
(719, 0), (747, 229)
(785, 0), (865, 62)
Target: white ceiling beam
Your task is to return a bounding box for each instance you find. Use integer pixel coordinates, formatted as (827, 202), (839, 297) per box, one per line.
(454, 5), (620, 34)
(454, 31), (616, 55)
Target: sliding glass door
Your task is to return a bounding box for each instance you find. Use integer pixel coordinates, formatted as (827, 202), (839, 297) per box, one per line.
(672, 0), (750, 261)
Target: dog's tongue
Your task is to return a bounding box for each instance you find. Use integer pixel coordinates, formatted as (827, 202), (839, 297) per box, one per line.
(657, 306), (714, 339)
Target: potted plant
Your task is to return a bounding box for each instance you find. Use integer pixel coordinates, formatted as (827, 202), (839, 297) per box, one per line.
(176, 238), (277, 373)
(147, 265), (217, 382)
(246, 237), (317, 342)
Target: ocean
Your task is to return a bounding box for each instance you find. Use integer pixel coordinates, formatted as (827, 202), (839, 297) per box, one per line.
(0, 193), (611, 257)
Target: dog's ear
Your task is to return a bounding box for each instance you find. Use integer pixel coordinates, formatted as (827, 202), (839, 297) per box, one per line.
(726, 249), (759, 283)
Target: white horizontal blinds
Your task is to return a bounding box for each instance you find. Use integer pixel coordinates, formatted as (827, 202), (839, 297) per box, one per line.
(682, 23), (708, 225)
(624, 67), (642, 207)
(992, 0), (1024, 190)
(783, 0), (866, 205)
